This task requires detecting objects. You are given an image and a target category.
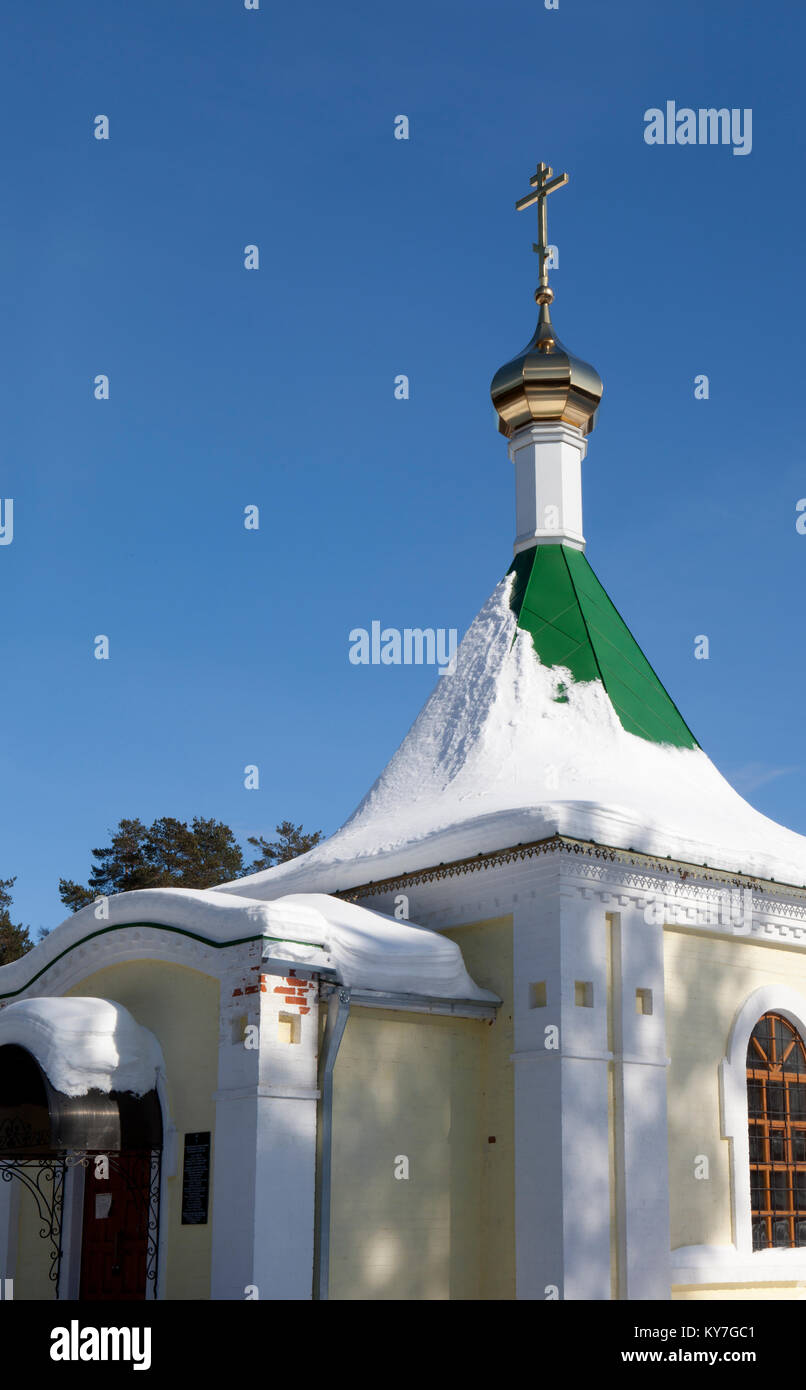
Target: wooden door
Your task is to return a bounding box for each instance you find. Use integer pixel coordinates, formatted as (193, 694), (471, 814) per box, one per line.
(79, 1152), (151, 1300)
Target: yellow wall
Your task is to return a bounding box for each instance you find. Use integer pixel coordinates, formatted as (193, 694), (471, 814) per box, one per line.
(60, 960), (220, 1300)
(328, 914), (514, 1300)
(665, 927), (806, 1294)
(445, 914), (515, 1296)
(14, 1163), (57, 1300)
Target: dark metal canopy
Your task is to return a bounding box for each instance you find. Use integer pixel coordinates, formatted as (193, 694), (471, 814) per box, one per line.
(0, 1044), (162, 1156)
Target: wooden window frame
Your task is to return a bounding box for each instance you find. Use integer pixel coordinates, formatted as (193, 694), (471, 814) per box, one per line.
(746, 1012), (806, 1250)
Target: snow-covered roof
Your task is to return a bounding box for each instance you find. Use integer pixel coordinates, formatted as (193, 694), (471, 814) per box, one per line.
(0, 997), (163, 1097)
(258, 892), (496, 998)
(0, 889), (495, 1005)
(215, 569), (806, 899)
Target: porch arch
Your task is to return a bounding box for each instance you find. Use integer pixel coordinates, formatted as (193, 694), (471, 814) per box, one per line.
(0, 998), (164, 1299)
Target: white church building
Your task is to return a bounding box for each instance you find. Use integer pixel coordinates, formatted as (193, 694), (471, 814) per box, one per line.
(2, 163), (806, 1301)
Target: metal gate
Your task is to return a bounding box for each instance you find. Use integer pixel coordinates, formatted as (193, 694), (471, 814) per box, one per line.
(0, 1148), (161, 1298)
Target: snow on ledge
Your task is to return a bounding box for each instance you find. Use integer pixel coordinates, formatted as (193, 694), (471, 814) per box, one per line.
(0, 888), (495, 1005)
(671, 1243), (806, 1288)
(0, 997), (164, 1097)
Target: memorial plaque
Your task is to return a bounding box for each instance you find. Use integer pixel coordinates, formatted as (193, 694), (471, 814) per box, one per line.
(181, 1131), (211, 1225)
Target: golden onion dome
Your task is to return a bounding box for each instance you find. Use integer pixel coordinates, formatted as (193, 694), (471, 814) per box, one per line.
(491, 161), (603, 439)
(490, 297), (603, 439)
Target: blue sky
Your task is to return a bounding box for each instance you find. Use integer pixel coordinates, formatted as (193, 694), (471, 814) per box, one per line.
(2, 0), (805, 931)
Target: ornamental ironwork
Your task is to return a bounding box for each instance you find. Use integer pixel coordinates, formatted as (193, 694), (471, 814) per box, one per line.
(0, 1147), (161, 1298)
(0, 1156), (65, 1287)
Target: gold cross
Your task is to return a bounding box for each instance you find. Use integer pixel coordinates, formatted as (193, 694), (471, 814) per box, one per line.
(515, 162), (568, 304)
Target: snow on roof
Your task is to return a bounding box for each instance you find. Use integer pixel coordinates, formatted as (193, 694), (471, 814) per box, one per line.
(0, 997), (163, 1097)
(216, 571), (806, 899)
(260, 893), (496, 999)
(0, 888), (494, 1004)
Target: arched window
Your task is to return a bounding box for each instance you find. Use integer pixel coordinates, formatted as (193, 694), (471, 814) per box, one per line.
(747, 1013), (806, 1249)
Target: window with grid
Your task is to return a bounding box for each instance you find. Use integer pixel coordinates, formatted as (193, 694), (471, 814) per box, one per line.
(747, 1013), (806, 1250)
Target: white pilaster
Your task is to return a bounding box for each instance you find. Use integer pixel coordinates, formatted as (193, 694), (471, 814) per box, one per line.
(508, 421), (588, 553)
(210, 970), (320, 1300)
(513, 881), (612, 1300)
(610, 905), (671, 1300)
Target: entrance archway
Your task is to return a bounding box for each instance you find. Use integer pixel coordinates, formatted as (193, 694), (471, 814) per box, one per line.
(0, 1001), (164, 1300)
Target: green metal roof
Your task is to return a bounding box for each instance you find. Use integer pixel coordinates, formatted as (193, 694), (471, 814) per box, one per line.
(507, 544), (698, 749)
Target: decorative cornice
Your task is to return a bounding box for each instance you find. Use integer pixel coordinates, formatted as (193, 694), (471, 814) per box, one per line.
(334, 832), (806, 905)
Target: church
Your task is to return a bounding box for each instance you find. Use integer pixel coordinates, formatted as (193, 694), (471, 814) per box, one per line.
(2, 162), (806, 1302)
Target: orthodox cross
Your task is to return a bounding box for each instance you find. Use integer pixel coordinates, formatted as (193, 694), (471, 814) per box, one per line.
(515, 162), (568, 304)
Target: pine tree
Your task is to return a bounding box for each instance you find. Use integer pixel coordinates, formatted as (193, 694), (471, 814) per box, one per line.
(59, 814), (325, 912)
(246, 820), (323, 871)
(0, 877), (34, 966)
(59, 816), (247, 910)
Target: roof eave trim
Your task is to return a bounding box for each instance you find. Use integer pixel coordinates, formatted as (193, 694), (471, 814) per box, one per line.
(333, 833), (806, 904)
